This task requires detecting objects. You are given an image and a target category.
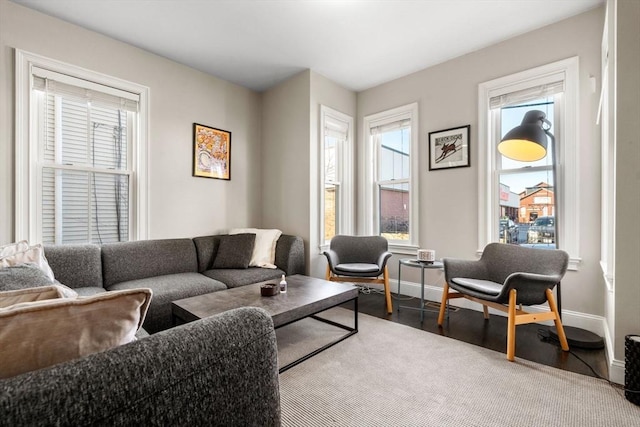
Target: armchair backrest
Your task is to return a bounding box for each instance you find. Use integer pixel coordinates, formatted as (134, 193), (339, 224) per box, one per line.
(329, 235), (389, 264)
(480, 243), (569, 284)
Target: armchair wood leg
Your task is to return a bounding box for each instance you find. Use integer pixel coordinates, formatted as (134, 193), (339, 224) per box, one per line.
(507, 289), (517, 361)
(325, 265), (332, 281)
(546, 288), (570, 351)
(482, 305), (490, 320)
(383, 266), (392, 314)
(438, 282), (449, 326)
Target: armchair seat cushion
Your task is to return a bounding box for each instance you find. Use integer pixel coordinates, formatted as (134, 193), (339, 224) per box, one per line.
(335, 263), (380, 275)
(450, 278), (502, 297)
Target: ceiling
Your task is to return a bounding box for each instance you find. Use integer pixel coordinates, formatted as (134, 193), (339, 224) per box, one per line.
(12, 0), (603, 92)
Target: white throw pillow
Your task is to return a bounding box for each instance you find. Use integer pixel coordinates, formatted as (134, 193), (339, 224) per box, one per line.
(0, 244), (55, 282)
(229, 228), (282, 269)
(0, 241), (30, 258)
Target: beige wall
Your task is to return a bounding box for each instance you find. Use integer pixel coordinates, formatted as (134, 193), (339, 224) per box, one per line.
(261, 70), (356, 275)
(357, 7), (605, 316)
(0, 0), (263, 242)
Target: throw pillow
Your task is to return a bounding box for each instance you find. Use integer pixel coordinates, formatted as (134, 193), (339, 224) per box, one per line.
(229, 228), (282, 269)
(212, 233), (256, 269)
(0, 240), (29, 258)
(0, 288), (152, 379)
(0, 244), (55, 282)
(0, 285), (77, 309)
(0, 264), (55, 292)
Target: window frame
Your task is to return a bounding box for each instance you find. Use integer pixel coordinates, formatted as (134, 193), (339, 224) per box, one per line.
(363, 102), (419, 253)
(478, 57), (581, 270)
(319, 105), (354, 248)
(15, 50), (149, 243)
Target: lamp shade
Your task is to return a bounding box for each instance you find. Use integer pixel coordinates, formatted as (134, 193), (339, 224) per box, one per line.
(498, 110), (549, 162)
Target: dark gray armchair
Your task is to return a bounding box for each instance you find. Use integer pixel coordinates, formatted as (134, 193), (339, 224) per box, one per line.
(437, 243), (570, 361)
(323, 235), (393, 313)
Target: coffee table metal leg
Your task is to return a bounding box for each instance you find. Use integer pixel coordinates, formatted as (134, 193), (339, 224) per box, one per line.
(279, 296), (358, 374)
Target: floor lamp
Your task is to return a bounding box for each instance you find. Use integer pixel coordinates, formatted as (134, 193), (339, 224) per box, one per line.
(498, 110), (604, 349)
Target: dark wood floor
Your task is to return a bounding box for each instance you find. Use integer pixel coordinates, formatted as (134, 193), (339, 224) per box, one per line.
(344, 289), (608, 379)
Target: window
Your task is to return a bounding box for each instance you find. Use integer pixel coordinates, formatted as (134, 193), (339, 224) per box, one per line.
(363, 103), (419, 252)
(478, 57), (580, 269)
(15, 50), (149, 244)
(320, 106), (353, 246)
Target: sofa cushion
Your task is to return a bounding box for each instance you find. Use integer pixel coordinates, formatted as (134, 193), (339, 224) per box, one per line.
(193, 235), (221, 272)
(202, 267), (284, 289)
(101, 239), (198, 288)
(0, 285), (77, 308)
(107, 272), (226, 333)
(0, 244), (55, 281)
(229, 228), (282, 269)
(44, 243), (103, 289)
(0, 288), (151, 379)
(212, 233), (256, 269)
(0, 263), (55, 291)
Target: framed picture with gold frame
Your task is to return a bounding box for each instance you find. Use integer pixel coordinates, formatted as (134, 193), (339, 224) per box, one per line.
(193, 123), (231, 180)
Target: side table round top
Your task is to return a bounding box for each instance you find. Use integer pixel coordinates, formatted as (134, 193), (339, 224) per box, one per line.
(398, 258), (444, 269)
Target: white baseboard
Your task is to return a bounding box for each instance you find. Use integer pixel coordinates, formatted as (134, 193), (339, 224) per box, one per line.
(380, 279), (621, 383)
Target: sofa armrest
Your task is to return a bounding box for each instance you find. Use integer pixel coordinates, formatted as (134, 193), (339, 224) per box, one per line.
(275, 234), (305, 275)
(0, 307), (281, 426)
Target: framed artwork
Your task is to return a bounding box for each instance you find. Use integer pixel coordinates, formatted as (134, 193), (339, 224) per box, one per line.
(193, 123), (231, 180)
(428, 125), (470, 171)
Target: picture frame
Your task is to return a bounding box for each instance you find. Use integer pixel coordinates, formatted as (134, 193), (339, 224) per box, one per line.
(428, 125), (470, 171)
(193, 123), (231, 180)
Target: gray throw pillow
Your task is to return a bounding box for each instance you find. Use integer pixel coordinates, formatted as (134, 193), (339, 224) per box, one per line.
(0, 264), (55, 291)
(212, 234), (256, 269)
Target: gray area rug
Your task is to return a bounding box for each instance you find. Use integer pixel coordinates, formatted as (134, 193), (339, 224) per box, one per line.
(276, 308), (640, 427)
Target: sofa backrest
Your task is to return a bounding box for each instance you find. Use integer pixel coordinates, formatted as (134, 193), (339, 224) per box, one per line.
(101, 239), (198, 288)
(44, 244), (103, 289)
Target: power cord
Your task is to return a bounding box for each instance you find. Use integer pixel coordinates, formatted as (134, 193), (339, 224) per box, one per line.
(537, 328), (640, 398)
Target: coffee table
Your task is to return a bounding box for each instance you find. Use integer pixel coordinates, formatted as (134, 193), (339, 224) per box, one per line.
(171, 274), (358, 373)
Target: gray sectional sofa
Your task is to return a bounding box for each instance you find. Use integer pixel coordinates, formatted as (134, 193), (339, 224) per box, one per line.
(1, 306), (282, 426)
(44, 234), (305, 333)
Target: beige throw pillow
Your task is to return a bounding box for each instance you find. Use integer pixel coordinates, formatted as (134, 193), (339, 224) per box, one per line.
(0, 285), (77, 309)
(229, 228), (282, 269)
(0, 244), (55, 282)
(0, 288), (152, 379)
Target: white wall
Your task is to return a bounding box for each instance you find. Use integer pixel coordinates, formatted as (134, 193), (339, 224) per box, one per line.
(0, 0), (263, 243)
(357, 8), (605, 320)
(611, 0), (640, 374)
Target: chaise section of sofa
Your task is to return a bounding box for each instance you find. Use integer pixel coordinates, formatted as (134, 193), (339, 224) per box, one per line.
(101, 239), (227, 333)
(0, 307), (281, 426)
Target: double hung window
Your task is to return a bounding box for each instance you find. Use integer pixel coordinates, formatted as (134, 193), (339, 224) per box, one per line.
(478, 57), (580, 269)
(16, 51), (148, 244)
(320, 106), (353, 245)
(363, 103), (419, 251)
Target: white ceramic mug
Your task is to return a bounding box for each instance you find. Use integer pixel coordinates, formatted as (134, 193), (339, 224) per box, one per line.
(417, 249), (436, 262)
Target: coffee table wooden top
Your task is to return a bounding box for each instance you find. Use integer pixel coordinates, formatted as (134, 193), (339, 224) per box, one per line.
(171, 274), (358, 328)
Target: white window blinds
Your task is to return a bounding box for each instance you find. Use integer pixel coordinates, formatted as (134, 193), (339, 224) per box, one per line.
(489, 74), (565, 109)
(32, 66), (139, 112)
(32, 67), (133, 244)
